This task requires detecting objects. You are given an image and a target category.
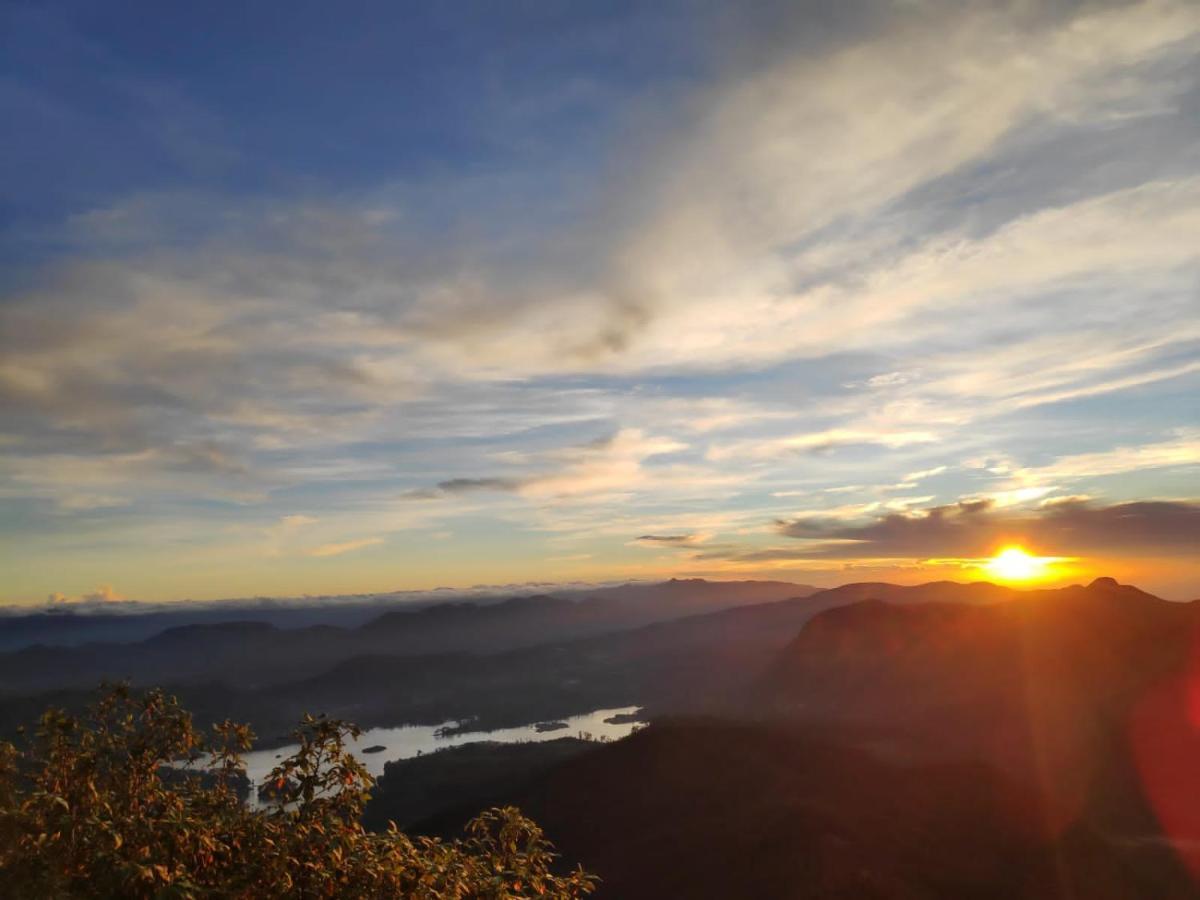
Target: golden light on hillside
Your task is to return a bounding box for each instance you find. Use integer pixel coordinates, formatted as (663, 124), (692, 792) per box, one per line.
(985, 546), (1051, 582)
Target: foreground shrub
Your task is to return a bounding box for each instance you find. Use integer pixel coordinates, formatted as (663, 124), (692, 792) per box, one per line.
(0, 685), (596, 898)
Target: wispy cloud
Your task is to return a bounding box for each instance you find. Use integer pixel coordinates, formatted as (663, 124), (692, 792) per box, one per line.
(708, 429), (940, 462)
(405, 429), (691, 503)
(1010, 432), (1200, 485)
(631, 533), (707, 548)
(306, 537), (384, 558)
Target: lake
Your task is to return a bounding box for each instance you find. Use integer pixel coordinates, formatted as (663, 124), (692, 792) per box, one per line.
(239, 705), (643, 807)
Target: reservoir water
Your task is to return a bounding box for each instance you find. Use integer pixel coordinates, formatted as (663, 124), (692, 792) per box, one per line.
(238, 705), (642, 807)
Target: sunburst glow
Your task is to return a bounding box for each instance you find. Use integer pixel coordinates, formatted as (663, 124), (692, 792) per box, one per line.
(985, 546), (1050, 582)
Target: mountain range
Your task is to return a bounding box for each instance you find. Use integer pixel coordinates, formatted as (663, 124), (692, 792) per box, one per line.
(3, 574), (1198, 896)
(0, 578), (814, 694)
(355, 576), (1200, 897)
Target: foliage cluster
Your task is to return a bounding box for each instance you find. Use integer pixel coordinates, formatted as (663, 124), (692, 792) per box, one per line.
(0, 686), (596, 898)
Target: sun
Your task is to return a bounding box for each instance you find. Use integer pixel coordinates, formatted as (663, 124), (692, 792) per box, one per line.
(985, 546), (1049, 582)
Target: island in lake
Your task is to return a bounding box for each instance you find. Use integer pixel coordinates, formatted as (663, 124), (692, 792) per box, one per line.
(603, 711), (644, 725)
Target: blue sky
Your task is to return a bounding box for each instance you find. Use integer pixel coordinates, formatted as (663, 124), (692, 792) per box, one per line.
(2, 0), (1198, 604)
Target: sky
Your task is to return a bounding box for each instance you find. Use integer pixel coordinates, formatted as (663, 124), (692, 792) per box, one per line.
(1, 0), (1198, 605)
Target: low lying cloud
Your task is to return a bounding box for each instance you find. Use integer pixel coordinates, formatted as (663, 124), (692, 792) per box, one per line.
(48, 584), (125, 604)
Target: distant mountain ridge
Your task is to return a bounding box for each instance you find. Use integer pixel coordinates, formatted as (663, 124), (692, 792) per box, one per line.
(0, 578), (813, 652)
(0, 579), (817, 694)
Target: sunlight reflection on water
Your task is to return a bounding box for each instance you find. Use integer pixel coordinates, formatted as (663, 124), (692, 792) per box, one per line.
(239, 706), (642, 808)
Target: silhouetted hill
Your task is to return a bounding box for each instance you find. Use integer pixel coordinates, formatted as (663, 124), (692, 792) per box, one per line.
(755, 578), (1200, 868)
(579, 577), (814, 613)
(147, 620), (281, 644)
(397, 719), (1196, 899)
(362, 738), (594, 833)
